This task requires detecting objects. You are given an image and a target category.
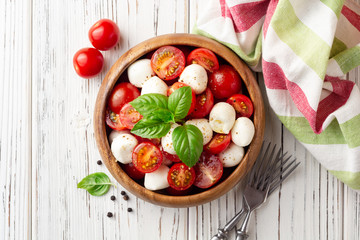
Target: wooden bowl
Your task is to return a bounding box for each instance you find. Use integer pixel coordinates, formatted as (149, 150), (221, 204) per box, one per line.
(94, 33), (265, 208)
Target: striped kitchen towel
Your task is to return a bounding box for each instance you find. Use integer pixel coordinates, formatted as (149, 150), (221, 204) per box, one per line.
(193, 0), (360, 189)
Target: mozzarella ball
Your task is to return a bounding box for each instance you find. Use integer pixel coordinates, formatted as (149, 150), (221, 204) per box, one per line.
(144, 165), (170, 190)
(209, 102), (236, 134)
(185, 119), (213, 145)
(111, 134), (138, 164)
(127, 59), (155, 87)
(179, 64), (208, 94)
(161, 123), (180, 155)
(231, 117), (255, 147)
(108, 130), (130, 144)
(141, 76), (168, 96)
(219, 143), (245, 167)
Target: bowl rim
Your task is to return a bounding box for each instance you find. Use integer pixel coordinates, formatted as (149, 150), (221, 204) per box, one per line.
(94, 33), (265, 208)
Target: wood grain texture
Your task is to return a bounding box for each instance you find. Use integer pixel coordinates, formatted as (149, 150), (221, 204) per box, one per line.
(0, 0), (359, 239)
(0, 0), (32, 239)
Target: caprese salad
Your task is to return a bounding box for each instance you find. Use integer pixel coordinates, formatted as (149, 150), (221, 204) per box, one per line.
(106, 45), (255, 195)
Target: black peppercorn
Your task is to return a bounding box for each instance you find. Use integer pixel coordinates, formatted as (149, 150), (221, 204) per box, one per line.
(97, 160), (102, 165)
(110, 195), (116, 201)
(123, 195), (129, 201)
(120, 191), (126, 195)
(107, 212), (113, 218)
(127, 208), (133, 212)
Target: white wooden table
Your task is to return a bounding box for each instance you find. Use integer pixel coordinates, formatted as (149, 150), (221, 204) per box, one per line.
(1, 1), (359, 239)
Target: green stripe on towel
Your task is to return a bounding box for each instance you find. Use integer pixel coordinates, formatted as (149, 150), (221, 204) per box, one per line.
(340, 114), (360, 148)
(320, 0), (344, 18)
(271, 0), (331, 79)
(329, 170), (360, 189)
(333, 46), (360, 74)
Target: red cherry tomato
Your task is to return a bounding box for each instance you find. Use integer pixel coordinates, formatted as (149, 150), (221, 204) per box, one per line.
(167, 163), (196, 191)
(151, 46), (185, 80)
(193, 153), (223, 189)
(226, 94), (254, 118)
(187, 48), (219, 72)
(122, 162), (145, 180)
(167, 82), (196, 116)
(73, 48), (104, 78)
(190, 88), (214, 118)
(108, 83), (140, 113)
(162, 149), (181, 163)
(205, 133), (231, 155)
(119, 103), (142, 129)
(132, 142), (163, 173)
(105, 109), (126, 130)
(88, 19), (120, 51)
(208, 65), (242, 99)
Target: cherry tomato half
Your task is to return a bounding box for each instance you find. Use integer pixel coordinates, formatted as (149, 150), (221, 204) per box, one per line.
(190, 88), (214, 118)
(226, 94), (254, 118)
(167, 163), (196, 191)
(167, 82), (196, 116)
(132, 142), (163, 173)
(108, 82), (140, 113)
(193, 152), (223, 189)
(162, 149), (181, 163)
(105, 109), (126, 130)
(208, 65), (242, 99)
(119, 103), (143, 129)
(73, 48), (104, 78)
(122, 162), (145, 180)
(205, 133), (231, 155)
(187, 48), (219, 72)
(151, 46), (185, 80)
(88, 19), (121, 51)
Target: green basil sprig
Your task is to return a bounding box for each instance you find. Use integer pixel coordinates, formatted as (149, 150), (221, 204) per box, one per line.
(77, 172), (115, 196)
(130, 87), (204, 167)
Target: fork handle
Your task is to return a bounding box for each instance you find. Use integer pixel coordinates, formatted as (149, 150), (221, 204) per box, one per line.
(235, 230), (249, 240)
(235, 209), (252, 240)
(210, 208), (246, 240)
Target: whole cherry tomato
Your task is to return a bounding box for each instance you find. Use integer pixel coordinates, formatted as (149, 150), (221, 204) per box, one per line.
(208, 65), (242, 99)
(122, 162), (145, 180)
(88, 19), (121, 51)
(73, 48), (104, 78)
(108, 83), (140, 113)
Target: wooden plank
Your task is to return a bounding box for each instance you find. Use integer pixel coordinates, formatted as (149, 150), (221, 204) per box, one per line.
(31, 0), (188, 239)
(0, 0), (32, 239)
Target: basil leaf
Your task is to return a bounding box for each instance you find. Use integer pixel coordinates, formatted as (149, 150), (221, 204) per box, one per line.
(131, 116), (171, 138)
(168, 86), (192, 120)
(77, 172), (115, 196)
(172, 125), (203, 168)
(130, 93), (168, 116)
(152, 109), (175, 123)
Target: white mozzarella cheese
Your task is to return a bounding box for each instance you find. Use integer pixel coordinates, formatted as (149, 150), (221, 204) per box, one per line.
(141, 76), (168, 96)
(161, 123), (180, 155)
(231, 117), (255, 147)
(108, 129), (130, 144)
(185, 118), (213, 145)
(127, 59), (155, 88)
(144, 165), (170, 190)
(110, 134), (138, 164)
(219, 143), (245, 167)
(179, 64), (208, 94)
(209, 102), (236, 134)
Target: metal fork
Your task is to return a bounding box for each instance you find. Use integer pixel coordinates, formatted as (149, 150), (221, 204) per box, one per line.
(211, 143), (300, 240)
